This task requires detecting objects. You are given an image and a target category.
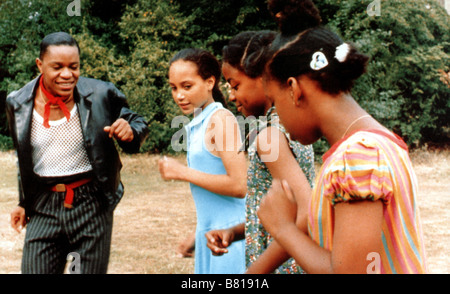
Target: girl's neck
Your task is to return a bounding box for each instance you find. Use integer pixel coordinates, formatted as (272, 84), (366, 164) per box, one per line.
(194, 97), (214, 117)
(248, 102), (273, 118)
(319, 93), (384, 146)
(318, 93), (365, 146)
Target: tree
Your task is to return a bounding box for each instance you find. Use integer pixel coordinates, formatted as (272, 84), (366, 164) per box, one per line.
(109, 0), (195, 152)
(317, 0), (450, 146)
(0, 0), (85, 140)
(173, 0), (276, 55)
(1, 0), (448, 153)
(0, 0), (133, 149)
(110, 0), (277, 152)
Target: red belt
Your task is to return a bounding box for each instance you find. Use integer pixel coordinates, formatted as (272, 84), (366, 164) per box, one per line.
(50, 178), (92, 209)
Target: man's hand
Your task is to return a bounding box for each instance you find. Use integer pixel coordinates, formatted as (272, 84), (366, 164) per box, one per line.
(10, 206), (26, 233)
(104, 118), (134, 142)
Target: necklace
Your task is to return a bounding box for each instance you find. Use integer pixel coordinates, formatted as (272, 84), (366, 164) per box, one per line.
(39, 91), (58, 109)
(39, 87), (73, 106)
(342, 114), (371, 139)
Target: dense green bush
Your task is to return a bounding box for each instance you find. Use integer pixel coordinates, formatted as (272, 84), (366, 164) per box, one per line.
(1, 0), (448, 156)
(317, 0), (450, 146)
(0, 0), (86, 136)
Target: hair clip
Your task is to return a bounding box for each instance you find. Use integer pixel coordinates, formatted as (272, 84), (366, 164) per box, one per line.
(310, 52), (328, 71)
(335, 43), (351, 63)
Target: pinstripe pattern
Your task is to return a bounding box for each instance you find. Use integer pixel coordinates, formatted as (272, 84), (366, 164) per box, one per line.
(308, 130), (427, 274)
(22, 182), (113, 274)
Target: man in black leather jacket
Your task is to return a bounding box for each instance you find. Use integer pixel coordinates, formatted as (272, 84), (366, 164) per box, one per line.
(5, 32), (149, 274)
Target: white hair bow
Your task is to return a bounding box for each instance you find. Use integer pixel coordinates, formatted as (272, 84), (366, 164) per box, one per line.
(335, 43), (351, 63)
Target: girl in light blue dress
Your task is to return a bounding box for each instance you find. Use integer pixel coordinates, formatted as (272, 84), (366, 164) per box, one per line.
(158, 48), (247, 274)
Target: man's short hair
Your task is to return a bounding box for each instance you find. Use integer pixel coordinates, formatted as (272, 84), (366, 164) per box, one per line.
(39, 32), (80, 60)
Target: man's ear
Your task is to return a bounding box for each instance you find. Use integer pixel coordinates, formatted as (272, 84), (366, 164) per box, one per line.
(287, 77), (302, 107)
(36, 58), (43, 74)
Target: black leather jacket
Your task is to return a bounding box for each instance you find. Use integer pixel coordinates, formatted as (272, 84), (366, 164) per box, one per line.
(6, 75), (149, 215)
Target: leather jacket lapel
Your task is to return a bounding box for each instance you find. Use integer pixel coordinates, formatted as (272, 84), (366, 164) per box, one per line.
(75, 80), (93, 136)
(74, 78), (97, 168)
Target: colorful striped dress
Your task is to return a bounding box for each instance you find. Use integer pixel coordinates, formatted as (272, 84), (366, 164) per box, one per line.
(308, 129), (427, 274)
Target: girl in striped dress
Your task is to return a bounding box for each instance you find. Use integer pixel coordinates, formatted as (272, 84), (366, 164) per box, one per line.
(257, 5), (428, 274)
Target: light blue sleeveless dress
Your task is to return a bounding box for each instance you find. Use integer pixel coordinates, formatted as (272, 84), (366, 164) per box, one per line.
(186, 102), (246, 274)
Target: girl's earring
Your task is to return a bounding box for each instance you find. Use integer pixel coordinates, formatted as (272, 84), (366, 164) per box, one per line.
(290, 91), (296, 106)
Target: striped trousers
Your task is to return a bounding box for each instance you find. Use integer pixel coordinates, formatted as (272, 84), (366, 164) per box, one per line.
(21, 182), (113, 274)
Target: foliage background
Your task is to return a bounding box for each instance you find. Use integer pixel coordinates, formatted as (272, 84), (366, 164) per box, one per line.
(0, 0), (449, 155)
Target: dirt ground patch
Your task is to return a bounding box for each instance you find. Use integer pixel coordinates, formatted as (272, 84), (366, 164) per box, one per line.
(0, 149), (448, 274)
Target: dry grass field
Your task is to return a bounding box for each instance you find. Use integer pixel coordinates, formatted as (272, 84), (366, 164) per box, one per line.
(0, 149), (448, 274)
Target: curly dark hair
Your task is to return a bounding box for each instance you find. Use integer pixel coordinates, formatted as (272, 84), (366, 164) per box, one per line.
(222, 30), (277, 78)
(267, 27), (369, 94)
(267, 0), (322, 36)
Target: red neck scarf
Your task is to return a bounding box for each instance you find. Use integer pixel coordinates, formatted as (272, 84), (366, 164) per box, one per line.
(39, 76), (71, 128)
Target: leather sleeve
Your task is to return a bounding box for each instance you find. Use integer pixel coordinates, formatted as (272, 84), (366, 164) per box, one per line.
(5, 95), (26, 208)
(108, 84), (149, 154)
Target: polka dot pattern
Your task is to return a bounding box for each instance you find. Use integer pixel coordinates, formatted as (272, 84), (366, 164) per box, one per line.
(31, 105), (93, 177)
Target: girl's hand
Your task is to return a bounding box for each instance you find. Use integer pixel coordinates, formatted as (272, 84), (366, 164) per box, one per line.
(205, 228), (235, 256)
(176, 233), (196, 258)
(258, 179), (298, 239)
(158, 156), (185, 181)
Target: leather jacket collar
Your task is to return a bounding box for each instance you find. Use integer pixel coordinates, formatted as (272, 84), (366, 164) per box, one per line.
(11, 75), (95, 142)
